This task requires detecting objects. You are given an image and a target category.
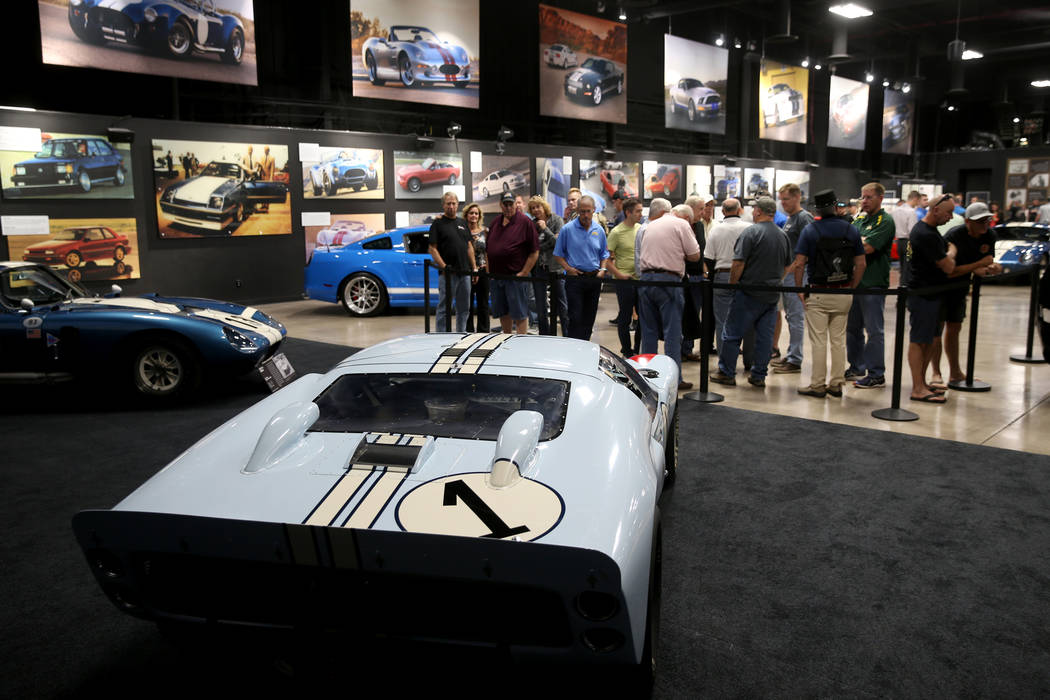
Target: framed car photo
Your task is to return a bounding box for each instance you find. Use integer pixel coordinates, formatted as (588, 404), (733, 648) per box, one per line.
(663, 34), (727, 135)
(39, 0), (257, 86)
(302, 147), (384, 200)
(152, 138), (291, 238)
(473, 156), (531, 213)
(882, 88), (913, 155)
(579, 159), (639, 222)
(536, 157), (570, 219)
(539, 4), (627, 125)
(350, 0), (479, 110)
(392, 151), (463, 200)
(828, 75), (868, 151)
(759, 61), (808, 144)
(713, 165), (742, 202)
(3, 216), (140, 283)
(643, 162), (682, 201)
(305, 213), (386, 264)
(0, 131), (134, 200)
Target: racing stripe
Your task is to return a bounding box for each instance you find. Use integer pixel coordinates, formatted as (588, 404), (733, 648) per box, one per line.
(302, 465), (376, 526)
(429, 332), (491, 373)
(457, 333), (514, 374)
(341, 467), (410, 529)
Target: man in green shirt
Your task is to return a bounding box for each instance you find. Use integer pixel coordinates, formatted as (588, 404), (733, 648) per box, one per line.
(606, 197), (643, 356)
(846, 182), (896, 388)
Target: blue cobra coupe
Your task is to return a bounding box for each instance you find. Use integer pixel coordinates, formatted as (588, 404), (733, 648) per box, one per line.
(0, 261), (285, 399)
(305, 226), (440, 317)
(993, 222), (1050, 274)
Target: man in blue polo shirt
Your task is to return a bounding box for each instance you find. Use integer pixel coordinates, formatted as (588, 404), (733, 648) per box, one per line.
(553, 195), (609, 340)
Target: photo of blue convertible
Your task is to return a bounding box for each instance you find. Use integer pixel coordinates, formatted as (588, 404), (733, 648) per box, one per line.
(306, 150), (380, 197)
(305, 226), (439, 317)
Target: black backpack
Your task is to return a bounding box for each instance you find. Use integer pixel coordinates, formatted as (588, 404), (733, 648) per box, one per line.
(809, 218), (856, 285)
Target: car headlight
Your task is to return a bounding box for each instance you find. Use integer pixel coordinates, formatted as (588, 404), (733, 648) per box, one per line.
(56, 163), (73, 174)
(143, 6), (157, 22)
(14, 166), (25, 175)
(223, 326), (258, 351)
(70, 0), (82, 5)
(209, 195), (225, 209)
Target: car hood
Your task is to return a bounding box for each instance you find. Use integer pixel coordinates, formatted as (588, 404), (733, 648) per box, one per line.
(25, 238), (75, 250)
(61, 294), (284, 344)
(170, 176), (232, 204)
(567, 69), (595, 82)
(397, 165), (424, 176)
(15, 156), (70, 166)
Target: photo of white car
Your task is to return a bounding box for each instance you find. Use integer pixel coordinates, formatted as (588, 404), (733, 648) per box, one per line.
(669, 78), (722, 122)
(543, 43), (577, 68)
(475, 169), (526, 199)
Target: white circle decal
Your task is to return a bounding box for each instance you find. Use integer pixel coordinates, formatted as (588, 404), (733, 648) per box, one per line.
(396, 472), (564, 542)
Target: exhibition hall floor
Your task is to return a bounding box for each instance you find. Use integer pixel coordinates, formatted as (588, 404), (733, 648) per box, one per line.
(257, 282), (1050, 456)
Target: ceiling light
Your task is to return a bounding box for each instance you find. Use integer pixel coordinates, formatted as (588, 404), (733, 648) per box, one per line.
(902, 82), (911, 93)
(801, 56), (810, 68)
(715, 34), (724, 47)
(865, 71), (874, 82)
(882, 78), (890, 87)
(814, 62), (822, 71)
(828, 3), (873, 19)
(961, 49), (983, 60)
(1031, 80), (1050, 88)
(1013, 117), (1021, 124)
(734, 37), (742, 49)
(618, 7), (626, 20)
(947, 105), (956, 112)
(1020, 137), (1030, 146)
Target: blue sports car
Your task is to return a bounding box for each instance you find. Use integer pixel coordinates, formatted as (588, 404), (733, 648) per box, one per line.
(305, 226), (439, 317)
(67, 0), (246, 64)
(993, 223), (1050, 274)
(307, 151), (379, 197)
(11, 137), (126, 193)
(0, 261), (285, 399)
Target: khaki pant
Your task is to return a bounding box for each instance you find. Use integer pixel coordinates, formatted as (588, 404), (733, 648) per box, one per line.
(805, 292), (853, 391)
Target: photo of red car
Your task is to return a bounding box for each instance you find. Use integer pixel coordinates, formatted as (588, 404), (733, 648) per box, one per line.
(22, 226), (131, 271)
(601, 169), (637, 198)
(396, 156), (461, 194)
(645, 164), (681, 198)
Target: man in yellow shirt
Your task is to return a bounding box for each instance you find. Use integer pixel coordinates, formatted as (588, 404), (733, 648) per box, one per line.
(606, 197), (643, 356)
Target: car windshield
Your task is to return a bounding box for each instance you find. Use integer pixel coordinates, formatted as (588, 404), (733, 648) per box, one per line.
(996, 226), (1047, 241)
(311, 373), (570, 441)
(581, 58), (603, 71)
(201, 162), (240, 178)
(682, 79), (704, 89)
(51, 229), (83, 241)
(34, 140), (79, 158)
(392, 27), (440, 43)
(1, 265), (89, 307)
(420, 158), (436, 169)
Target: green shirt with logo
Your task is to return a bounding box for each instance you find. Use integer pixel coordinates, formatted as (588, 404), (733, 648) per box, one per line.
(852, 209), (894, 287)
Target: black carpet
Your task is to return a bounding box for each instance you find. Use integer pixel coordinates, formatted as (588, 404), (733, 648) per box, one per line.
(2, 338), (1048, 698)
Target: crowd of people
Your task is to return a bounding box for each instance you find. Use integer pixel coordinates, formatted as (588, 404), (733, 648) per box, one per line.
(427, 181), (1007, 402)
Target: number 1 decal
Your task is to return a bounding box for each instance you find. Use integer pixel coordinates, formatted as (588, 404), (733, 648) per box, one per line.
(442, 479), (529, 539)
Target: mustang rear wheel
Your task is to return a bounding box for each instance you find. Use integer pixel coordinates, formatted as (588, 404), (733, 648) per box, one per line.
(222, 28), (244, 65)
(365, 52), (384, 86)
(165, 21), (192, 58)
(130, 339), (198, 399)
(341, 272), (388, 317)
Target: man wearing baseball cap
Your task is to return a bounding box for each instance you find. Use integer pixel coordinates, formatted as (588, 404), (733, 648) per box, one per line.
(929, 201), (1002, 387)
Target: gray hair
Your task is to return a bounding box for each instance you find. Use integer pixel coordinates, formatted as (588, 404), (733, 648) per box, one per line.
(722, 198), (741, 214)
(649, 198), (672, 217)
(753, 196), (777, 216)
(578, 195), (596, 210)
(684, 194), (705, 209)
(672, 204), (694, 221)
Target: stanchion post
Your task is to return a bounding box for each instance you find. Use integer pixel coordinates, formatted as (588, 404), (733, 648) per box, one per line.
(423, 260), (431, 333)
(1010, 265), (1043, 363)
(950, 274), (990, 391)
(683, 276), (724, 404)
(873, 288), (918, 421)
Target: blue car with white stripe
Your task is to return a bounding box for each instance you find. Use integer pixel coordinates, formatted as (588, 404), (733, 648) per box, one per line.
(993, 222), (1050, 274)
(305, 226), (439, 317)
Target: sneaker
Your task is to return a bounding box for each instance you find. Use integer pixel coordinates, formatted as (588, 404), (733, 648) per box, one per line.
(678, 381), (693, 391)
(709, 371), (736, 386)
(826, 385), (843, 397)
(797, 387), (826, 398)
(854, 374), (886, 389)
(747, 375), (765, 388)
(773, 362), (801, 374)
(843, 367), (864, 380)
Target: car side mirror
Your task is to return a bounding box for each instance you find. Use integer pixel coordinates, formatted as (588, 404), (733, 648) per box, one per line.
(20, 297), (34, 311)
(110, 284), (122, 296)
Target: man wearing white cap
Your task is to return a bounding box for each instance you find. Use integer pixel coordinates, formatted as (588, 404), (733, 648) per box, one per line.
(929, 201), (1002, 387)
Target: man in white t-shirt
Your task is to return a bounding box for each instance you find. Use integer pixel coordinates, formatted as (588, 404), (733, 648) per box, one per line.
(705, 198), (752, 361)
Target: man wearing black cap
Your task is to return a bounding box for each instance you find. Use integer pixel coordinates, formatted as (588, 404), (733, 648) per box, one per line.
(610, 190), (626, 226)
(793, 190), (866, 398)
(487, 190), (540, 335)
(929, 201), (1001, 386)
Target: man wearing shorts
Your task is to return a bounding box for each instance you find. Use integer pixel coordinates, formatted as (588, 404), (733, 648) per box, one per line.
(487, 191), (539, 334)
(905, 195), (957, 403)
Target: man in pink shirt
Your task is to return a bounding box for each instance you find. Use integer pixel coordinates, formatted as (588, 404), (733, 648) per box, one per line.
(637, 199), (701, 388)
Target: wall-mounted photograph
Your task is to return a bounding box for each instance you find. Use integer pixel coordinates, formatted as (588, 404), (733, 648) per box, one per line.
(4, 217), (140, 283)
(539, 4), (627, 124)
(350, 0), (479, 110)
(408, 212), (443, 227)
(0, 131), (134, 200)
(305, 213), (386, 263)
(472, 156), (530, 212)
(663, 35), (727, 134)
(643, 162), (682, 201)
(743, 167), (775, 199)
(828, 75), (869, 150)
(713, 165), (742, 202)
(759, 61), (808, 144)
(882, 88), (913, 155)
(302, 147), (383, 199)
(685, 165), (712, 199)
(536, 157), (570, 218)
(1007, 159), (1028, 174)
(775, 169), (810, 203)
(579, 159), (639, 220)
(39, 0), (257, 85)
(393, 151), (463, 200)
(152, 139), (290, 238)
(1006, 188), (1028, 206)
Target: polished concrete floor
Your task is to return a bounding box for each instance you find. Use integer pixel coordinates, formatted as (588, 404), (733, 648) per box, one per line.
(257, 280), (1049, 456)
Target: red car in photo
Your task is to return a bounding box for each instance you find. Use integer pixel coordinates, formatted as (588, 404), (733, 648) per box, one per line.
(397, 157), (461, 193)
(22, 226), (131, 271)
(645, 165), (680, 197)
(600, 169), (637, 198)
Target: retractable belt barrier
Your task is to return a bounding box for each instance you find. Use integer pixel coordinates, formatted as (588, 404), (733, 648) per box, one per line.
(423, 260), (1043, 423)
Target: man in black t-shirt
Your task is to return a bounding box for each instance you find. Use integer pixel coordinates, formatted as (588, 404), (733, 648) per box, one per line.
(905, 195), (957, 403)
(929, 202), (1002, 386)
(428, 192), (477, 332)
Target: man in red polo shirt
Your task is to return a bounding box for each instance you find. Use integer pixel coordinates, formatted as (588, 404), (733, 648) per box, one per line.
(487, 191), (539, 334)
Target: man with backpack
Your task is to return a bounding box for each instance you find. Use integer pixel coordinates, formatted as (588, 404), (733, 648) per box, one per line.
(793, 190), (867, 398)
(845, 183), (896, 388)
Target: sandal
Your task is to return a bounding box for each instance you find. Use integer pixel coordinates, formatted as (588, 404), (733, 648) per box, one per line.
(910, 392), (947, 404)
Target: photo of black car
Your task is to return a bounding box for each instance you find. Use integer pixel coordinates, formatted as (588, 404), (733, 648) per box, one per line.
(10, 137), (126, 193)
(564, 57), (624, 106)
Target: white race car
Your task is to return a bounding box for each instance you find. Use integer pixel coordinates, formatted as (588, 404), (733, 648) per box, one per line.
(543, 43), (578, 68)
(73, 333), (680, 679)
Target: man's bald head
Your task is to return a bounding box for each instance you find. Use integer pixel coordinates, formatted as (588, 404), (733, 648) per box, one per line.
(722, 198), (740, 215)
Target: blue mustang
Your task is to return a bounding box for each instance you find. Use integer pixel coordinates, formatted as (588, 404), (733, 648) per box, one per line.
(0, 261), (285, 399)
(305, 226), (440, 317)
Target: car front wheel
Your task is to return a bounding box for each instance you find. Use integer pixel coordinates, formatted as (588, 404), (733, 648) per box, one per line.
(165, 21), (193, 59)
(341, 272), (389, 317)
(65, 251), (82, 268)
(688, 100), (696, 121)
(113, 247), (126, 262)
(114, 166), (126, 186)
(365, 51), (385, 86)
(398, 54), (415, 87)
(77, 170), (92, 193)
(447, 174), (457, 185)
(222, 28), (244, 65)
(130, 339), (198, 399)
(407, 177), (422, 193)
(592, 85), (603, 105)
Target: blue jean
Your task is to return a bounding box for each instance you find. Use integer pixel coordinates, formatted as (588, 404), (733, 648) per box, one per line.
(614, 281), (639, 355)
(780, 269), (806, 364)
(436, 271), (471, 332)
(719, 291), (777, 380)
(681, 274), (704, 354)
(713, 270), (754, 369)
(565, 275), (602, 340)
(846, 290), (886, 378)
(638, 272), (684, 369)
